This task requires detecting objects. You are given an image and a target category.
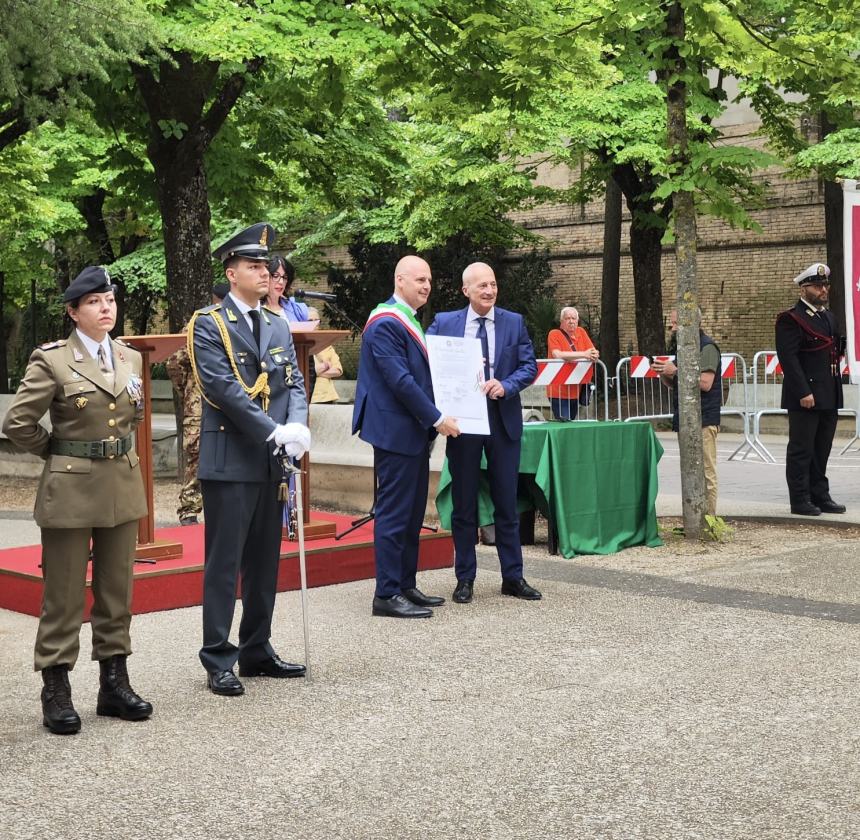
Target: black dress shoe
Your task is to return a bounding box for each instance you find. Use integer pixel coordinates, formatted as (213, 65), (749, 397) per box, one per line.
(452, 580), (474, 604)
(179, 515), (199, 526)
(207, 669), (245, 696)
(372, 594), (432, 618)
(501, 578), (543, 600)
(813, 497), (846, 514)
(238, 654), (306, 678)
(790, 500), (821, 516)
(401, 587), (445, 607)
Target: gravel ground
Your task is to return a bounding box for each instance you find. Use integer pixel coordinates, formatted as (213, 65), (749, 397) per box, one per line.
(2, 479), (859, 839)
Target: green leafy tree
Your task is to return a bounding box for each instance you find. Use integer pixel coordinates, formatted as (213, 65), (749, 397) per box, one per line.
(0, 0), (152, 150)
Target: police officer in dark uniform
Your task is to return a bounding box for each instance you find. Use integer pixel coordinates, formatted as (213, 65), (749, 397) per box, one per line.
(2, 267), (153, 734)
(189, 223), (310, 695)
(775, 262), (846, 516)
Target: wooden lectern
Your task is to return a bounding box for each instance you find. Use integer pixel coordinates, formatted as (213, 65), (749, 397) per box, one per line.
(123, 328), (350, 555)
(289, 329), (350, 540)
(120, 334), (186, 562)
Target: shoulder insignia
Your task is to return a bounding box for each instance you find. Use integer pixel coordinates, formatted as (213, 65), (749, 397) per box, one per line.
(39, 340), (66, 350)
(192, 303), (221, 316)
(225, 308), (238, 323)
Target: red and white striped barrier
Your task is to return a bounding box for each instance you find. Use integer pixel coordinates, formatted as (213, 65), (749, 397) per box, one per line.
(628, 355), (674, 378)
(720, 355), (736, 378)
(533, 360), (594, 386)
(764, 354), (782, 376)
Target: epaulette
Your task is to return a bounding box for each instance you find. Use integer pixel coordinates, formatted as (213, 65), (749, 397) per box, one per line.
(39, 340), (66, 350)
(114, 338), (129, 347)
(191, 303), (222, 317)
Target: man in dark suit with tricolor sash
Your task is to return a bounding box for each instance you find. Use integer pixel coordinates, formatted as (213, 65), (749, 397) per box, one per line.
(352, 256), (460, 618)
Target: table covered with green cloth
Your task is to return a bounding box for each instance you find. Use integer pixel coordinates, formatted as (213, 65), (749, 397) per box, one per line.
(435, 421), (664, 558)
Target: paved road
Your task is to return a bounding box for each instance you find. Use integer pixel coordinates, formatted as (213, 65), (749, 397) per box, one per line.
(656, 431), (860, 519)
(1, 431), (858, 840)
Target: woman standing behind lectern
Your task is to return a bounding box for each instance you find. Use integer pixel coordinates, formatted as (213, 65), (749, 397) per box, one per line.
(2, 266), (153, 734)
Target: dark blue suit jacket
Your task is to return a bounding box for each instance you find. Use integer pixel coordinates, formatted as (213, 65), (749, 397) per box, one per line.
(352, 298), (440, 455)
(426, 306), (537, 440)
(191, 294), (307, 482)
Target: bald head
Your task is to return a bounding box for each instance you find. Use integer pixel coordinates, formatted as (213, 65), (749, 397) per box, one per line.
(394, 255), (432, 310)
(461, 261), (497, 316)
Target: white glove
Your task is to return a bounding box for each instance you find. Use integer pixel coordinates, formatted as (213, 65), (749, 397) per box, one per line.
(272, 423), (311, 457)
(282, 441), (305, 458)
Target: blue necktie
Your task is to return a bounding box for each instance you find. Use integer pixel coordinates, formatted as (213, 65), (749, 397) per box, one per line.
(476, 316), (490, 381)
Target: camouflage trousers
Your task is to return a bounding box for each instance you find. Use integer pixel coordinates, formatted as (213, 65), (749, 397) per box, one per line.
(177, 418), (202, 519)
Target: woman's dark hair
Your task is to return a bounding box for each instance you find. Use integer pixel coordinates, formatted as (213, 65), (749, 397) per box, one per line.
(268, 255), (295, 288)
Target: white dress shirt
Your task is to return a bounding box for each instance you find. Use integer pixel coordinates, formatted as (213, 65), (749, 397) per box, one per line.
(227, 292), (263, 333)
(75, 329), (113, 371)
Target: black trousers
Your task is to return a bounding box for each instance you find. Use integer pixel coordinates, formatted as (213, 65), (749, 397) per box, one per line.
(199, 480), (284, 673)
(785, 409), (838, 503)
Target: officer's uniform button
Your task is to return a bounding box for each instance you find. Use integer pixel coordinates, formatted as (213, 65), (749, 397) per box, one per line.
(66, 464), (72, 471)
(108, 419), (116, 427)
(109, 455), (115, 460)
(261, 362), (268, 370)
(108, 435), (115, 441)
(108, 403), (116, 410)
(78, 386), (85, 391)
(219, 425), (225, 431)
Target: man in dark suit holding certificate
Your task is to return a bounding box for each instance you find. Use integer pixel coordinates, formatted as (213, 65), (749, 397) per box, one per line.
(353, 255), (460, 619)
(427, 262), (541, 604)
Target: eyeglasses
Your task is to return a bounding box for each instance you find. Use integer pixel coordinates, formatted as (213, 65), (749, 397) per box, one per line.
(271, 273), (286, 281)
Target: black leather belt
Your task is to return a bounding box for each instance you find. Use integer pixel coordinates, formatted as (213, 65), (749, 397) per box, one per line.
(50, 435), (133, 459)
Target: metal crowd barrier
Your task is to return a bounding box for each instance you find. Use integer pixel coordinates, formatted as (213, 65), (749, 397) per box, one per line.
(615, 355), (674, 423)
(525, 349), (860, 462)
(733, 350), (860, 461)
(523, 359), (611, 422)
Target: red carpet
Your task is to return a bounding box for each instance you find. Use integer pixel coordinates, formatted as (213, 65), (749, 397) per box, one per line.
(0, 512), (453, 618)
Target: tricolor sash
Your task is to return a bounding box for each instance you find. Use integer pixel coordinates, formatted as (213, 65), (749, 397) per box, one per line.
(363, 302), (428, 356)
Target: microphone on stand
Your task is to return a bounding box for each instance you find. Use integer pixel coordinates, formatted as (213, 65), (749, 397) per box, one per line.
(294, 288), (337, 302)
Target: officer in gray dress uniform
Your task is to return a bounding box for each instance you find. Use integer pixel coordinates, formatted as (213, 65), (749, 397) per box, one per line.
(189, 223), (311, 696)
(3, 266), (153, 734)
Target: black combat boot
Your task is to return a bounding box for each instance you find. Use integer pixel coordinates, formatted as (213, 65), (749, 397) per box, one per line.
(41, 665), (82, 735)
(96, 655), (153, 721)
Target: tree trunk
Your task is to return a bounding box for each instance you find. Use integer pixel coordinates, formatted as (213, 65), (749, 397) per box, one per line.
(133, 53), (262, 332)
(0, 271), (8, 392)
(667, 0), (705, 539)
(599, 177), (622, 372)
(629, 216), (666, 356)
(821, 114), (845, 334)
(613, 162), (667, 356)
(155, 158), (213, 332)
(78, 189), (128, 335)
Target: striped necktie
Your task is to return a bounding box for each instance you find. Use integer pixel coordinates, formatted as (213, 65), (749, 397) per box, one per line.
(97, 345), (115, 388)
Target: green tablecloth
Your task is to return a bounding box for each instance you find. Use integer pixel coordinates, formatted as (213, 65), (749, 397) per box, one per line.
(435, 421), (663, 558)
